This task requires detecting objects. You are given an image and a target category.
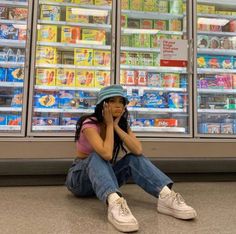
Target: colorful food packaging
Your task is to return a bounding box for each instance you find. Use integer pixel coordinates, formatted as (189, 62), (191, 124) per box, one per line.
(58, 90), (76, 109)
(34, 91), (58, 108)
(37, 25), (57, 42)
(154, 119), (178, 127)
(169, 0), (183, 14)
(153, 20), (168, 30)
(36, 46), (57, 65)
(6, 68), (24, 82)
(7, 115), (22, 125)
(0, 7), (8, 19)
(94, 0), (112, 5)
(121, 15), (128, 27)
(56, 68), (75, 86)
(140, 19), (153, 29)
(169, 19), (182, 31)
(147, 72), (162, 87)
(36, 68), (56, 86)
(93, 50), (111, 66)
(121, 0), (129, 9)
(0, 67), (6, 81)
(163, 73), (180, 88)
(129, 0), (142, 11)
(143, 0), (158, 12)
(158, 0), (168, 13)
(75, 70), (94, 87)
(8, 8), (28, 20)
(61, 26), (80, 43)
(11, 89), (23, 107)
(66, 7), (89, 23)
(82, 29), (106, 45)
(40, 5), (61, 21)
(74, 48), (93, 66)
(94, 71), (110, 88)
(33, 117), (59, 126)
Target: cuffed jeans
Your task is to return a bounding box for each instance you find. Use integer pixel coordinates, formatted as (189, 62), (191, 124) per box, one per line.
(66, 152), (173, 203)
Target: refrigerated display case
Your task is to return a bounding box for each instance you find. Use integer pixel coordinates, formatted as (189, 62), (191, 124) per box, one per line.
(117, 0), (192, 137)
(0, 0), (32, 136)
(28, 0), (115, 136)
(194, 0), (236, 137)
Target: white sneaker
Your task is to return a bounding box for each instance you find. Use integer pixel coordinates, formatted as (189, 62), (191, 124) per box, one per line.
(108, 197), (139, 233)
(157, 190), (197, 220)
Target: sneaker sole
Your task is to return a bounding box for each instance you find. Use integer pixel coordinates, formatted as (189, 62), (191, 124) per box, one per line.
(108, 213), (139, 233)
(157, 204), (197, 220)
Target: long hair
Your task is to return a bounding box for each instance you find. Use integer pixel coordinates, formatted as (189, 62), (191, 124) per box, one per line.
(75, 97), (129, 164)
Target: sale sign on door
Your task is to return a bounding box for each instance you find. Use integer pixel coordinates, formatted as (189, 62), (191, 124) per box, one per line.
(160, 39), (188, 67)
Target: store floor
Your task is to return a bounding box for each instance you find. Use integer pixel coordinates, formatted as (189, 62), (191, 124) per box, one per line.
(0, 182), (235, 234)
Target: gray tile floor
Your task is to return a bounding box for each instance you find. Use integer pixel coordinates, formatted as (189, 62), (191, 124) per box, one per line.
(0, 182), (235, 234)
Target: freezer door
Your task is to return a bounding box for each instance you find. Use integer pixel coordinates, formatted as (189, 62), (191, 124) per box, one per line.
(0, 0), (32, 136)
(27, 0), (115, 136)
(117, 0), (193, 137)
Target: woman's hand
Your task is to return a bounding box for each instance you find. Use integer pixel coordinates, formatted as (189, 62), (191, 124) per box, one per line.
(114, 109), (125, 128)
(103, 102), (113, 126)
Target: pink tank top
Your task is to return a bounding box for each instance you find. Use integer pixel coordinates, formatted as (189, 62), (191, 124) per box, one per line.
(76, 117), (100, 154)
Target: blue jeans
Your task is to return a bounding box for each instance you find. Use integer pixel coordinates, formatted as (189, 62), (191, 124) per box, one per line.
(66, 152), (173, 203)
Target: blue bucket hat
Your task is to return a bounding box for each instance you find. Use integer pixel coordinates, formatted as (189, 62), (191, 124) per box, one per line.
(96, 85), (129, 105)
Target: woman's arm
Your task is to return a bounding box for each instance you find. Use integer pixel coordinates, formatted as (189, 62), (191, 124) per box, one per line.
(114, 121), (143, 156)
(83, 103), (114, 161)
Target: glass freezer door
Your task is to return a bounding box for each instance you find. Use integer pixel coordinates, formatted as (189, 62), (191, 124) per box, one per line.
(195, 0), (236, 137)
(28, 0), (115, 136)
(0, 0), (32, 136)
(118, 0), (192, 137)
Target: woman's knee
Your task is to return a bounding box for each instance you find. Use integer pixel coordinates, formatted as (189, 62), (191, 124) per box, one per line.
(124, 153), (145, 164)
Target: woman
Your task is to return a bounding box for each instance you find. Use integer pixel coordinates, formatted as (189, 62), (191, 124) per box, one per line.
(66, 85), (197, 233)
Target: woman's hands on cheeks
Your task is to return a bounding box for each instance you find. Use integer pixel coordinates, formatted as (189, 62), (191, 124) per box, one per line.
(113, 109), (125, 128)
(103, 102), (113, 126)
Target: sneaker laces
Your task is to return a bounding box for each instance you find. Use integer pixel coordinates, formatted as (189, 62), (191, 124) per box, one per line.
(117, 198), (130, 216)
(171, 191), (185, 205)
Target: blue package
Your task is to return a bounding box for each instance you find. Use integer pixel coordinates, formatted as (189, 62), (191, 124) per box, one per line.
(33, 117), (59, 126)
(142, 92), (167, 108)
(0, 114), (7, 125)
(168, 93), (183, 108)
(0, 24), (18, 40)
(59, 90), (76, 109)
(11, 88), (23, 107)
(61, 117), (78, 126)
(7, 115), (22, 125)
(34, 92), (58, 108)
(0, 67), (6, 81)
(6, 67), (24, 82)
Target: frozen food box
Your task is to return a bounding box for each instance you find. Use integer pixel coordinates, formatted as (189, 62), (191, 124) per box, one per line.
(93, 50), (111, 66)
(40, 5), (61, 21)
(6, 68), (24, 82)
(140, 19), (153, 29)
(131, 118), (154, 127)
(76, 90), (97, 108)
(199, 123), (221, 134)
(66, 7), (89, 23)
(158, 0), (168, 13)
(94, 0), (112, 5)
(9, 8), (28, 20)
(74, 48), (93, 66)
(56, 68), (76, 87)
(11, 88), (23, 107)
(33, 117), (59, 126)
(137, 71), (147, 86)
(94, 71), (110, 88)
(0, 7), (8, 19)
(129, 0), (142, 11)
(127, 90), (142, 107)
(61, 26), (80, 43)
(147, 72), (162, 87)
(153, 20), (168, 30)
(72, 0), (93, 4)
(139, 52), (153, 66)
(61, 51), (74, 64)
(59, 90), (76, 109)
(126, 52), (139, 65)
(0, 67), (6, 81)
(34, 91), (58, 108)
(61, 117), (78, 126)
(153, 53), (160, 66)
(82, 29), (106, 45)
(163, 73), (180, 88)
(7, 115), (22, 125)
(168, 92), (183, 108)
(121, 0), (129, 9)
(92, 16), (108, 24)
(169, 19), (182, 31)
(221, 123), (234, 134)
(169, 0), (183, 14)
(121, 14), (128, 27)
(143, 0), (158, 12)
(36, 46), (57, 65)
(197, 35), (209, 48)
(18, 28), (27, 41)
(124, 70), (137, 86)
(75, 70), (94, 87)
(142, 92), (167, 108)
(36, 68), (56, 86)
(150, 34), (170, 48)
(121, 35), (130, 46)
(0, 114), (7, 125)
(154, 118), (178, 127)
(0, 24), (19, 40)
(38, 25), (57, 42)
(127, 19), (140, 29)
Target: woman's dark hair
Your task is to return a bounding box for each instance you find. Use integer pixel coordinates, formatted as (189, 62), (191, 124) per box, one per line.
(75, 97), (129, 164)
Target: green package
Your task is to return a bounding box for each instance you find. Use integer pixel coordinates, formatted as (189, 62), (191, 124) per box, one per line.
(132, 34), (150, 48)
(139, 52), (153, 66)
(121, 35), (130, 47)
(129, 0), (143, 11)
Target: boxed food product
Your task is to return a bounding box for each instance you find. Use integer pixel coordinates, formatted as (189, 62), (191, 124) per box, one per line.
(121, 0), (129, 9)
(66, 7), (89, 23)
(124, 70), (136, 86)
(163, 73), (180, 88)
(56, 68), (75, 86)
(153, 20), (168, 30)
(150, 34), (170, 48)
(131, 118), (154, 127)
(169, 0), (183, 14)
(129, 0), (142, 11)
(139, 52), (153, 66)
(215, 74), (233, 89)
(74, 48), (93, 66)
(59, 90), (76, 109)
(94, 71), (110, 88)
(121, 14), (128, 27)
(92, 16), (108, 24)
(137, 71), (147, 86)
(38, 25), (57, 42)
(11, 89), (23, 107)
(199, 123), (221, 134)
(0, 24), (18, 40)
(94, 0), (112, 5)
(75, 70), (94, 87)
(61, 26), (80, 43)
(9, 8), (28, 20)
(197, 35), (209, 48)
(153, 53), (160, 66)
(132, 34), (150, 48)
(168, 92), (183, 108)
(0, 67), (6, 81)
(0, 7), (8, 19)
(6, 68), (24, 82)
(18, 28), (27, 40)
(36, 46), (57, 65)
(127, 19), (140, 28)
(147, 72), (162, 87)
(33, 117), (59, 126)
(60, 117), (78, 126)
(0, 114), (7, 125)
(40, 5), (61, 21)
(221, 123), (234, 134)
(34, 91), (58, 108)
(61, 51), (74, 64)
(127, 90), (142, 107)
(169, 19), (182, 31)
(82, 29), (106, 44)
(121, 35), (130, 46)
(143, 0), (158, 12)
(36, 68), (56, 86)
(140, 19), (153, 29)
(126, 52), (139, 65)
(143, 92), (167, 108)
(75, 0), (93, 4)
(93, 50), (111, 66)
(158, 0), (168, 13)
(154, 118), (178, 127)
(7, 115), (22, 125)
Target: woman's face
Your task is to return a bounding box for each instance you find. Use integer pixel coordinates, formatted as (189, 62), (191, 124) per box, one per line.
(107, 96), (125, 118)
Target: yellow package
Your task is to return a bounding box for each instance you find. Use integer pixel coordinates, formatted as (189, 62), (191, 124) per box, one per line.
(38, 25), (57, 42)
(75, 0), (93, 3)
(61, 26), (80, 43)
(120, 70), (126, 85)
(36, 68), (56, 86)
(94, 0), (112, 6)
(95, 71), (110, 88)
(143, 0), (158, 12)
(74, 48), (93, 66)
(129, 0), (142, 11)
(169, 19), (182, 31)
(82, 29), (106, 45)
(93, 50), (111, 66)
(75, 70), (94, 87)
(66, 7), (89, 23)
(56, 68), (76, 87)
(36, 46), (57, 65)
(121, 0), (129, 10)
(40, 5), (61, 21)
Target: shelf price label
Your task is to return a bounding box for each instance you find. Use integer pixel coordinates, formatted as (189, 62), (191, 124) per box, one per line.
(160, 39), (188, 67)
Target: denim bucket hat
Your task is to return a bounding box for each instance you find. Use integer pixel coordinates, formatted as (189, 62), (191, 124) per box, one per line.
(96, 85), (129, 105)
